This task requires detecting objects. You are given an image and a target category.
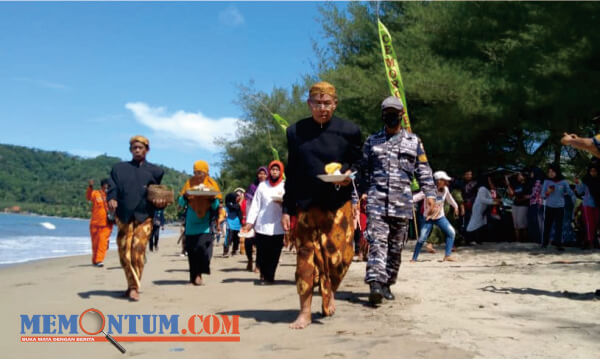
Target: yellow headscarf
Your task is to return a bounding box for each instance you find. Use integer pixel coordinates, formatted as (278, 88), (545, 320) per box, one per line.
(179, 160), (222, 200)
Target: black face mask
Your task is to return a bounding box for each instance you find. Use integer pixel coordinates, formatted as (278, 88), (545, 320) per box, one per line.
(382, 112), (400, 129)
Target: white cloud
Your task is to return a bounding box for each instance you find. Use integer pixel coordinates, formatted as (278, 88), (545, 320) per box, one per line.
(218, 5), (245, 27)
(125, 102), (238, 152)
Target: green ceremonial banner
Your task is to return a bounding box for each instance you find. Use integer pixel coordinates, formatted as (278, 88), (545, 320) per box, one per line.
(269, 113), (287, 160)
(271, 147), (280, 161)
(272, 113), (289, 133)
(378, 19), (411, 131)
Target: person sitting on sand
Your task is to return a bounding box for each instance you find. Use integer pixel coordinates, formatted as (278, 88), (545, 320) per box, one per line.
(178, 160), (222, 286)
(411, 171), (459, 262)
(107, 135), (165, 301)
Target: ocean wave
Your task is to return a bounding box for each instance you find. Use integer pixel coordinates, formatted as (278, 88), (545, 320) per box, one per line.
(0, 235), (117, 265)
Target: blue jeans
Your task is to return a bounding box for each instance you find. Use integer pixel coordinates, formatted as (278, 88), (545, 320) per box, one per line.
(412, 216), (455, 260)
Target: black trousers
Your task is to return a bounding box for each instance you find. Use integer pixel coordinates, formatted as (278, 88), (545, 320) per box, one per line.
(224, 230), (240, 254)
(467, 225), (487, 244)
(245, 237), (255, 262)
(543, 206), (564, 247)
(150, 225), (160, 251)
(353, 228), (361, 254)
(255, 233), (284, 282)
(185, 233), (214, 282)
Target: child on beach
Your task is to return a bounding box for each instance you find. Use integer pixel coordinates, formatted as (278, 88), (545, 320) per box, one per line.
(411, 171), (459, 262)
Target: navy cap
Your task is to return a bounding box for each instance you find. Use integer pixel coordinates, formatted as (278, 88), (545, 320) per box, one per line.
(381, 96), (404, 111)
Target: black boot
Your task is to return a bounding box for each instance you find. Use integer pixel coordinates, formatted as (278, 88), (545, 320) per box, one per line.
(369, 282), (383, 306)
(382, 284), (395, 300)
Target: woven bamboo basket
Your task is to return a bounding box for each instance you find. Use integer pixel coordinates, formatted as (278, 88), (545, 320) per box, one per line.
(147, 184), (174, 207)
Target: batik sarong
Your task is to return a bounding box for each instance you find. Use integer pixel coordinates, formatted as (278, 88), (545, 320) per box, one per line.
(295, 201), (354, 315)
(116, 218), (153, 290)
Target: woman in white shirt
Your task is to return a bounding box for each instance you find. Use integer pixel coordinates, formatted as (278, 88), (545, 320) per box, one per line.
(412, 171), (460, 262)
(466, 175), (501, 245)
(242, 161), (286, 283)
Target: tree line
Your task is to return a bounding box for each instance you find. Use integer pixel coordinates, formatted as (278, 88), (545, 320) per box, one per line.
(216, 2), (600, 193)
(0, 144), (189, 220)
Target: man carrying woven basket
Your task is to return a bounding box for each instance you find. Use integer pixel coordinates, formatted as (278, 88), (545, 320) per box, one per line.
(107, 135), (166, 301)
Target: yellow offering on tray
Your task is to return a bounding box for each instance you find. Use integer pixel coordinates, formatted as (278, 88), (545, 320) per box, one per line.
(325, 162), (342, 175)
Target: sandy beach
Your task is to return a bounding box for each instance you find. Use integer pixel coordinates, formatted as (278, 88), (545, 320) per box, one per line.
(2, 231), (600, 358)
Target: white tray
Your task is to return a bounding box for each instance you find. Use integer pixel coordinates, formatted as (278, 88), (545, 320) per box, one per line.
(317, 174), (349, 183)
(238, 229), (255, 238)
(187, 190), (220, 196)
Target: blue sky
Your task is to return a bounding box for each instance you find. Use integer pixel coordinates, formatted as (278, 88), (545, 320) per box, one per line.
(0, 2), (338, 177)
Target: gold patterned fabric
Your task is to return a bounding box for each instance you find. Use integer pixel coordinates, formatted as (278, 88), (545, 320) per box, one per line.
(309, 81), (337, 99)
(129, 135), (149, 147)
(295, 201), (354, 315)
(116, 217), (153, 290)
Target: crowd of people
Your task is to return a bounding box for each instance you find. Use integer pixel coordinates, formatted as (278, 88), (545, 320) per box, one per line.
(83, 81), (599, 329)
(420, 162), (600, 254)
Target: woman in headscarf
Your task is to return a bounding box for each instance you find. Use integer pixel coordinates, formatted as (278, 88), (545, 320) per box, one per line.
(576, 162), (600, 249)
(242, 160), (285, 284)
(243, 166), (268, 270)
(178, 160), (221, 285)
(541, 163), (575, 250)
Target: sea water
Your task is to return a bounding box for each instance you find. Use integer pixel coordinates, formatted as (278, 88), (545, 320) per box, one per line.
(0, 213), (175, 265)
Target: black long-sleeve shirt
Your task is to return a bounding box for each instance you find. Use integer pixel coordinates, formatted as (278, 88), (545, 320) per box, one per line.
(107, 160), (164, 223)
(283, 116), (362, 215)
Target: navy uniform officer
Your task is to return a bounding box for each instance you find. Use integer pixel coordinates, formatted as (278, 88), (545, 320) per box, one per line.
(359, 96), (437, 305)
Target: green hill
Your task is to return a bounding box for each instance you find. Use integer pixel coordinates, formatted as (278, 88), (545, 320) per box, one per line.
(0, 143), (189, 220)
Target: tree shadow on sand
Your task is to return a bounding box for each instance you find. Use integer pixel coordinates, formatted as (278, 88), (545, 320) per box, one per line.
(77, 289), (126, 300)
(152, 280), (189, 286)
(219, 267), (249, 273)
(164, 269), (188, 273)
(480, 285), (598, 301)
(217, 309), (323, 325)
(221, 278), (296, 285)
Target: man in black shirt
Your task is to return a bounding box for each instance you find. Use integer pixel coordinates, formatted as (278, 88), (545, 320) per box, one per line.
(283, 81), (362, 329)
(107, 135), (165, 301)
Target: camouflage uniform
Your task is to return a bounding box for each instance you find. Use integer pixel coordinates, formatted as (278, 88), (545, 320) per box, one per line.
(359, 128), (436, 285)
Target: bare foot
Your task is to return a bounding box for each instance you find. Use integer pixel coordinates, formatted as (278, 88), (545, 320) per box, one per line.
(194, 275), (203, 286)
(425, 243), (436, 253)
(410, 259), (417, 263)
(289, 312), (311, 330)
(326, 296), (336, 316)
(443, 255), (457, 262)
(129, 289), (140, 301)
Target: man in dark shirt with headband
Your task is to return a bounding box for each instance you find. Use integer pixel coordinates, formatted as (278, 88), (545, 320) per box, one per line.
(283, 81), (362, 329)
(108, 135), (165, 301)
